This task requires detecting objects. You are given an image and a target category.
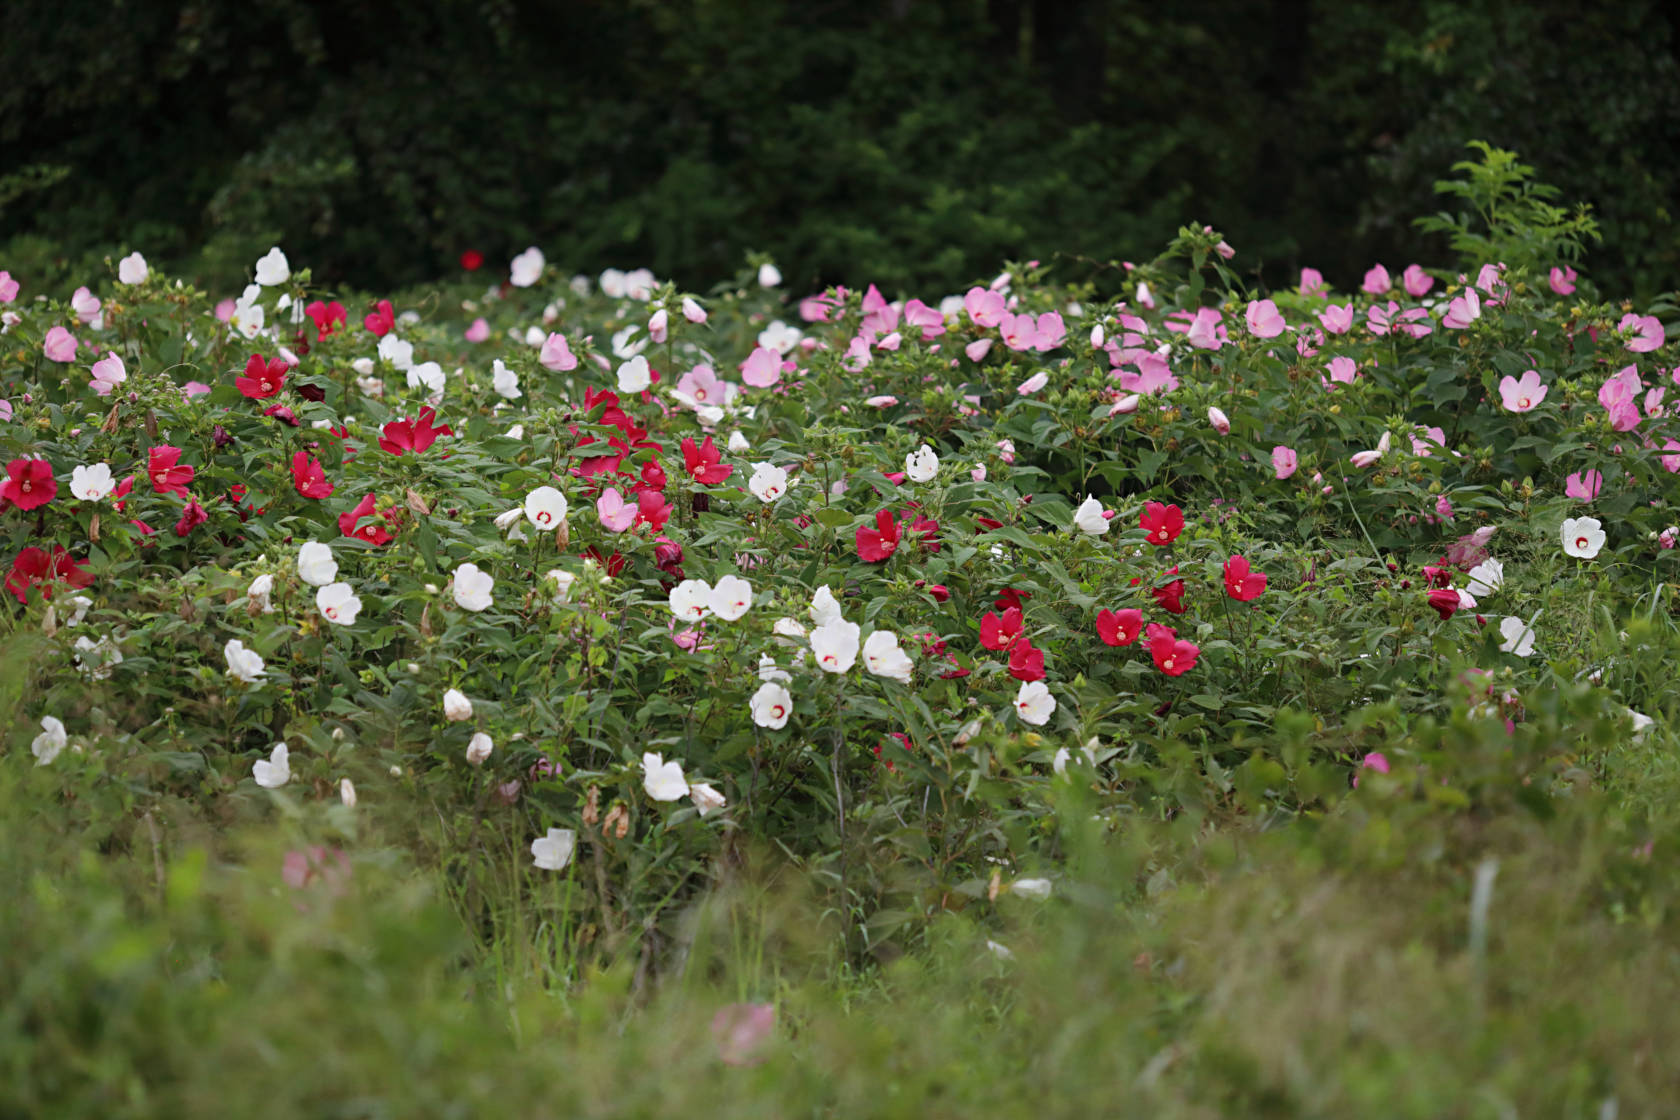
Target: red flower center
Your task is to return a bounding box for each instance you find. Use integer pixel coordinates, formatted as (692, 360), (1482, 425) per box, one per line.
(1576, 536), (1588, 549)
(772, 704), (785, 718)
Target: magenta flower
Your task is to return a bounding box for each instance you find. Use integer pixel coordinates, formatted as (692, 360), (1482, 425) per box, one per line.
(1244, 299), (1286, 339)
(1442, 287), (1481, 329)
(1549, 265), (1578, 295)
(1497, 369), (1546, 412)
(1565, 469), (1602, 502)
(1619, 313), (1665, 353)
(1361, 264), (1391, 295)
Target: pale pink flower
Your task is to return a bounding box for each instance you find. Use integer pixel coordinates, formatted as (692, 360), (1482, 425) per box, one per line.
(89, 352), (127, 396)
(1272, 445), (1298, 479)
(965, 338), (993, 362)
(1402, 264), (1433, 297)
(1031, 311), (1066, 351)
(1548, 265), (1577, 295)
(1016, 370), (1048, 395)
(964, 286), (1006, 328)
(0, 271), (17, 303)
(1497, 369), (1546, 412)
(71, 286), (101, 325)
(538, 332), (577, 371)
(464, 317), (490, 342)
(1361, 264), (1391, 295)
(903, 298), (945, 340)
(1442, 287), (1481, 329)
(1298, 268), (1328, 298)
(1565, 469), (1602, 502)
(43, 326), (78, 362)
(864, 394), (898, 407)
(1185, 307), (1224, 350)
(596, 487), (636, 532)
(740, 345), (781, 388)
(1244, 299), (1286, 339)
(1207, 405), (1230, 435)
(1326, 355), (1357, 386)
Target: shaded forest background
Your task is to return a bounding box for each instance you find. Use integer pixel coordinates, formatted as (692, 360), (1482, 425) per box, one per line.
(2, 0), (1677, 299)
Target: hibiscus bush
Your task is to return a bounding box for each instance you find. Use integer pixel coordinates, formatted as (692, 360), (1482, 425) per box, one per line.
(3, 139), (1678, 1025)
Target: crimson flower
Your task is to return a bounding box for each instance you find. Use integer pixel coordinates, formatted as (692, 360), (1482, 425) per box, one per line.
(637, 489), (672, 532)
(363, 299), (396, 337)
(580, 546), (628, 577)
(339, 493), (394, 545)
(1140, 500), (1185, 545)
(460, 250), (484, 271)
(1007, 638), (1045, 681)
(1146, 622), (1200, 676)
(1096, 607), (1143, 647)
(1427, 588), (1461, 620)
(682, 436), (733, 485)
(291, 451), (334, 500)
(1151, 566), (1187, 614)
(236, 353), (288, 399)
(264, 404), (300, 426)
(994, 588), (1031, 611)
(1223, 555), (1267, 601)
(378, 407), (454, 455)
(0, 457), (57, 510)
(174, 498), (208, 537)
(640, 459), (668, 492)
(112, 474), (136, 511)
(916, 581), (950, 602)
(856, 509), (901, 562)
(6, 546), (93, 604)
(148, 446), (195, 496)
(305, 300), (348, 337)
(979, 606), (1024, 651)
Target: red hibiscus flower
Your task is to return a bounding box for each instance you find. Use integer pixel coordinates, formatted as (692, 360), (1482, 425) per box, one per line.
(994, 588), (1031, 611)
(1140, 500), (1185, 546)
(1151, 566), (1187, 614)
(235, 354), (288, 399)
(148, 446), (195, 496)
(637, 489), (672, 532)
(174, 498), (208, 537)
(305, 300), (348, 338)
(1147, 622), (1200, 676)
(1223, 554), (1267, 601)
(291, 451), (334, 499)
(378, 407), (454, 456)
(1427, 588), (1461, 620)
(363, 299), (396, 337)
(338, 493), (394, 545)
(1007, 637), (1045, 681)
(1096, 607), (1143, 646)
(856, 508), (901, 562)
(580, 546), (628, 578)
(0, 457), (57, 510)
(639, 459), (668, 492)
(460, 250), (484, 271)
(682, 436), (733, 485)
(6, 545), (93, 604)
(979, 605), (1024, 651)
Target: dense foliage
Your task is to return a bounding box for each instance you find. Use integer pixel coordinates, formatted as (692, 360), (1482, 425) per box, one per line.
(4, 145), (1679, 1115)
(3, 0), (1678, 299)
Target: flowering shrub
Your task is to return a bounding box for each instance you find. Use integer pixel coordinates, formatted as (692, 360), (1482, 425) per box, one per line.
(2, 145), (1676, 961)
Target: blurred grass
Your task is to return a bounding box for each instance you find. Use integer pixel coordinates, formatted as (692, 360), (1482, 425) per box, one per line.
(6, 703), (1680, 1118)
